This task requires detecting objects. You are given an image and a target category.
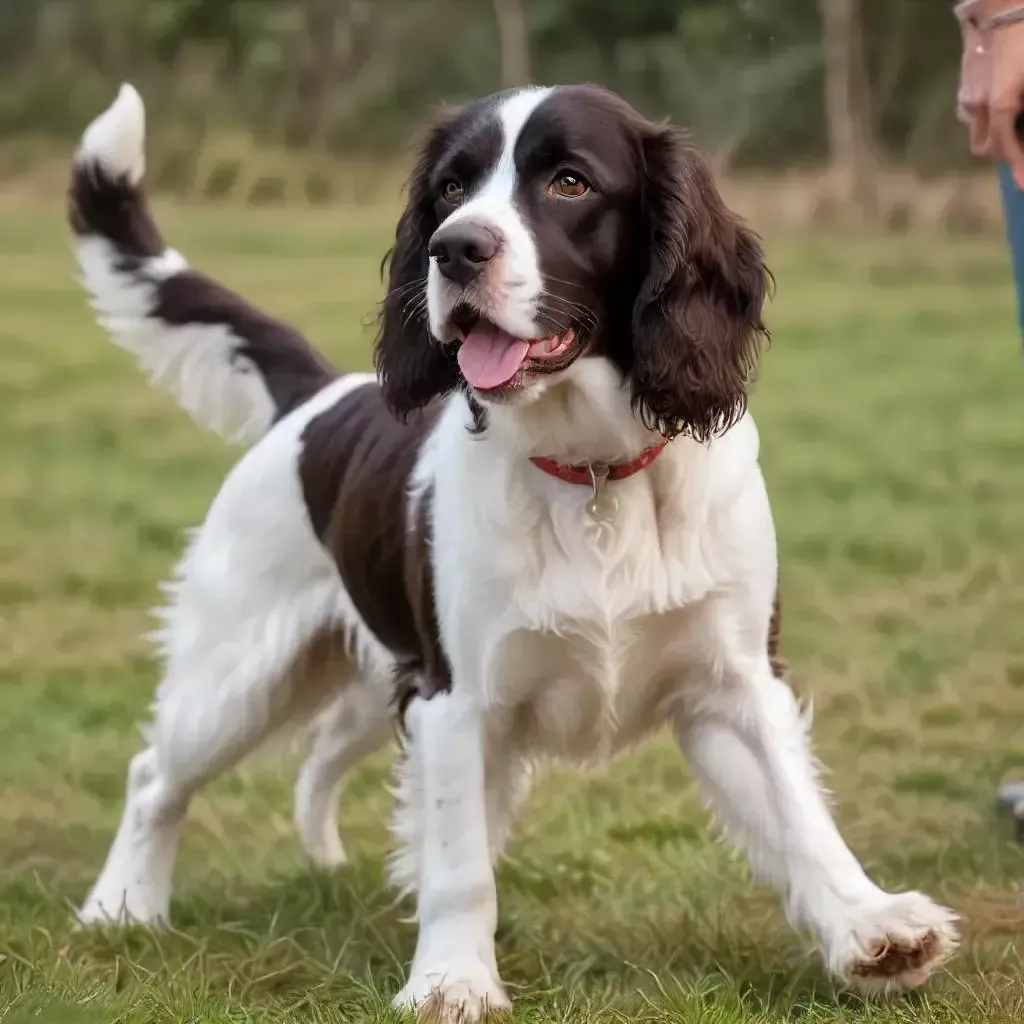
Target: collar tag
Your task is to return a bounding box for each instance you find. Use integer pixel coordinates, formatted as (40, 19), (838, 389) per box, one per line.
(528, 440), (669, 523)
(585, 462), (619, 522)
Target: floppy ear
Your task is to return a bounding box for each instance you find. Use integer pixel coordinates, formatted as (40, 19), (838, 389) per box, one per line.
(630, 125), (771, 443)
(374, 111), (463, 419)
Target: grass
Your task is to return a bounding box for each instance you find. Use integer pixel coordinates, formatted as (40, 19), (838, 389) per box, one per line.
(1, 194), (1023, 1023)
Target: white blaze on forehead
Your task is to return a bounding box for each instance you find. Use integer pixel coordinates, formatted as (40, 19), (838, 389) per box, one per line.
(429, 87), (554, 341)
(478, 87), (554, 203)
(443, 86), (553, 216)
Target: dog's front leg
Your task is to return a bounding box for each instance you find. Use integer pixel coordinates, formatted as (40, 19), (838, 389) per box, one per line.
(393, 691), (509, 1022)
(675, 593), (958, 993)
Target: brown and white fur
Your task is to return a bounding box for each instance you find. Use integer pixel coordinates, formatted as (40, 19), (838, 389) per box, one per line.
(70, 84), (957, 1019)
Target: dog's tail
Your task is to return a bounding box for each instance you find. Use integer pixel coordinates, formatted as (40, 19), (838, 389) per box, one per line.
(68, 84), (336, 443)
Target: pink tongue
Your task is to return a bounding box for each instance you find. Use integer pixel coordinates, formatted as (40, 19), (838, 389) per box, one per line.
(457, 322), (531, 390)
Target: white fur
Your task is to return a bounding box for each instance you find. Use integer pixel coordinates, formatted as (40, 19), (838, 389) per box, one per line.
(73, 89), (279, 443)
(427, 88), (552, 341)
(75, 85), (957, 1020)
(78, 83), (146, 186)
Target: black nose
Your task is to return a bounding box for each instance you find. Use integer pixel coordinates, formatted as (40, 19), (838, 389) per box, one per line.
(428, 222), (499, 286)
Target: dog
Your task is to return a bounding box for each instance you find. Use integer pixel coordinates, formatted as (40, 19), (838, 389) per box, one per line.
(70, 83), (957, 1020)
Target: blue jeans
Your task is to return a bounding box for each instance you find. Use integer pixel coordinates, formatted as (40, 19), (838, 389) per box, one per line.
(994, 168), (1023, 838)
(997, 162), (1024, 341)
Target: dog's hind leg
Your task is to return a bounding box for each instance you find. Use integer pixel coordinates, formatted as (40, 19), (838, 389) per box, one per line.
(76, 452), (358, 928)
(294, 679), (393, 869)
(76, 616), (346, 928)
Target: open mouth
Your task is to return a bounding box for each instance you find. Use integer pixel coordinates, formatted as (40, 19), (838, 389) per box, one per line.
(448, 308), (576, 392)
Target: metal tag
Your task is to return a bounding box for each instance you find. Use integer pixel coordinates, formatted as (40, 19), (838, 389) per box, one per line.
(585, 462), (619, 522)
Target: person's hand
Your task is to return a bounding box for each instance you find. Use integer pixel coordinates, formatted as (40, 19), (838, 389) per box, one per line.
(956, 0), (1024, 187)
(988, 15), (1024, 187)
(956, 0), (993, 153)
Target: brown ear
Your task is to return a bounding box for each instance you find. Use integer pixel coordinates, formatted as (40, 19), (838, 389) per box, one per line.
(374, 109), (464, 419)
(630, 125), (771, 443)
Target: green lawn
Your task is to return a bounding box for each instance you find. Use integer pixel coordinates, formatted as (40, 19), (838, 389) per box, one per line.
(1, 197), (1023, 1023)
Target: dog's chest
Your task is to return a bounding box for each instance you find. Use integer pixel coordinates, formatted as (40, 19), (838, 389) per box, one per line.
(492, 604), (712, 760)
(486, 512), (718, 760)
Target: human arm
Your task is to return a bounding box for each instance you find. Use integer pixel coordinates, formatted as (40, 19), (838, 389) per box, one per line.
(956, 0), (1024, 186)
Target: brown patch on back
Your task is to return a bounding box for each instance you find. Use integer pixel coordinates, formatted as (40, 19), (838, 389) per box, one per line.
(299, 383), (448, 716)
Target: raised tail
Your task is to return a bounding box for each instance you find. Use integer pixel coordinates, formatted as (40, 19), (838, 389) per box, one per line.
(69, 84), (336, 443)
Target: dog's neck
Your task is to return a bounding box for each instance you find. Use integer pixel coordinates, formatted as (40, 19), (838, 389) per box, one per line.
(476, 356), (662, 465)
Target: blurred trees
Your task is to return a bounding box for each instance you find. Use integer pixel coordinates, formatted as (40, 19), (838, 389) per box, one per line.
(0, 0), (964, 172)
(819, 0), (878, 216)
(494, 0), (531, 88)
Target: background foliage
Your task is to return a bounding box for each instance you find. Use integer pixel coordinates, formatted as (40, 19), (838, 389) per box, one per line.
(0, 0), (964, 172)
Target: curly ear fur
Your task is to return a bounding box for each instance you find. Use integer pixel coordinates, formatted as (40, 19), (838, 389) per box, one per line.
(630, 126), (771, 444)
(374, 110), (463, 420)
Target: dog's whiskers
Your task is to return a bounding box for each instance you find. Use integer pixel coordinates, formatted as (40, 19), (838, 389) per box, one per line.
(389, 277), (428, 301)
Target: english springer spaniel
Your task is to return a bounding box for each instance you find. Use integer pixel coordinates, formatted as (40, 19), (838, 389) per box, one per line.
(70, 84), (957, 1019)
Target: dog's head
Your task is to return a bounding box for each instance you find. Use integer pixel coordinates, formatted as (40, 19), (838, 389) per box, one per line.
(375, 84), (770, 442)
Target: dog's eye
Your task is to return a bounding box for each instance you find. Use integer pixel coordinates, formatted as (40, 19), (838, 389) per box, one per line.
(441, 180), (464, 205)
(548, 171), (590, 199)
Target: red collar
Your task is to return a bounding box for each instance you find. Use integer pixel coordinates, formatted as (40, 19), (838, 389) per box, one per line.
(529, 441), (668, 486)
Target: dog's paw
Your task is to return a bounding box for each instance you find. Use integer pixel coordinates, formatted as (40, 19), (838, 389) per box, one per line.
(393, 960), (510, 1022)
(302, 830), (349, 871)
(829, 891), (959, 995)
(74, 893), (168, 930)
